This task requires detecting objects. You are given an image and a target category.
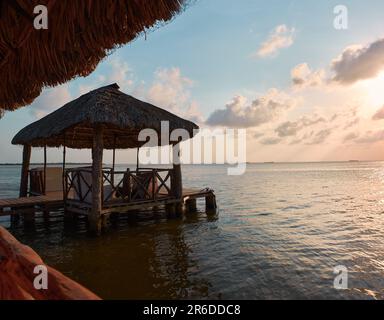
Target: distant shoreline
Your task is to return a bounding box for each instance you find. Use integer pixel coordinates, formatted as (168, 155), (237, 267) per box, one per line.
(0, 160), (383, 166)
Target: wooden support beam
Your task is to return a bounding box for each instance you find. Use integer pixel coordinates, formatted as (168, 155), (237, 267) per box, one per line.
(165, 203), (176, 218)
(19, 145), (31, 198)
(136, 147), (140, 172)
(43, 146), (47, 195)
(206, 194), (217, 211)
(90, 125), (104, 235)
(175, 203), (184, 217)
(172, 143), (183, 199)
(112, 135), (116, 186)
(23, 209), (35, 225)
(186, 199), (197, 213)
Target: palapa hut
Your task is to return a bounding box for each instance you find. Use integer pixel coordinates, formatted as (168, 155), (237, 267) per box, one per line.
(11, 84), (216, 234)
(0, 0), (189, 112)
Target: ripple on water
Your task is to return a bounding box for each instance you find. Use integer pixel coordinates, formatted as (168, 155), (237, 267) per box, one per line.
(2, 163), (384, 299)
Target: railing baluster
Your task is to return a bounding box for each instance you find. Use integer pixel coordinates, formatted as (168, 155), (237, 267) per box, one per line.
(152, 169), (156, 200)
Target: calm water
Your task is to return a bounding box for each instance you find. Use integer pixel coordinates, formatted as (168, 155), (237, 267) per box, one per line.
(2, 162), (384, 300)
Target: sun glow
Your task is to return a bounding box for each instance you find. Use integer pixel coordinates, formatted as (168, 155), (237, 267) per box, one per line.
(360, 72), (384, 110)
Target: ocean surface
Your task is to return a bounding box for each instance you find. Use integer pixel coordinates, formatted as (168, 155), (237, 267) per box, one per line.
(1, 162), (384, 300)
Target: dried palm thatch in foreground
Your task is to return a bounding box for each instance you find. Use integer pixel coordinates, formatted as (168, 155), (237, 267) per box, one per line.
(0, 0), (188, 111)
(0, 226), (100, 300)
(12, 83), (199, 149)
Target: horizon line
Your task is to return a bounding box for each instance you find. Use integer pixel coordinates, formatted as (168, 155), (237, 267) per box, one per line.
(0, 160), (383, 166)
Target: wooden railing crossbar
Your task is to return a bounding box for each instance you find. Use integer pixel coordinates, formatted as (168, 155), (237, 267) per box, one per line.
(64, 168), (174, 208)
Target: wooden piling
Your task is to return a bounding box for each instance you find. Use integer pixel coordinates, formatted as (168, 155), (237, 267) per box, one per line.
(166, 203), (176, 218)
(206, 194), (217, 211)
(16, 145), (32, 224)
(186, 198), (197, 213)
(175, 203), (184, 217)
(19, 145), (31, 198)
(90, 125), (104, 235)
(23, 211), (35, 224)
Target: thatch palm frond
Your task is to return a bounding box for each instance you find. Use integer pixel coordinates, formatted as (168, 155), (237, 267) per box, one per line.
(0, 0), (189, 111)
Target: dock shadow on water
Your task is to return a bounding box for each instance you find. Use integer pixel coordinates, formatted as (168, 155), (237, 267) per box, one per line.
(6, 208), (219, 300)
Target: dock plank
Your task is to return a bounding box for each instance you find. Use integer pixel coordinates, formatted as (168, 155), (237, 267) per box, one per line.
(0, 194), (63, 210)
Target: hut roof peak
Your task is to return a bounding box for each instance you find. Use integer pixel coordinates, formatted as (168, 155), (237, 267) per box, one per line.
(12, 83), (198, 150)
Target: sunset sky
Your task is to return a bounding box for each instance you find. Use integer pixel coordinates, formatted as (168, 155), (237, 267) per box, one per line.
(2, 0), (384, 163)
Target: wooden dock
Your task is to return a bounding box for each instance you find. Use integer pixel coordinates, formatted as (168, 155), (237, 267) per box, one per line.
(0, 192), (63, 216)
(0, 189), (216, 219)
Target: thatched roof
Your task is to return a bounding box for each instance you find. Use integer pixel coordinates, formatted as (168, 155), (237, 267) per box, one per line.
(12, 83), (199, 149)
(0, 0), (188, 111)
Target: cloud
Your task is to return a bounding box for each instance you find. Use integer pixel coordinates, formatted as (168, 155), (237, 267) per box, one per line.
(255, 25), (295, 58)
(146, 67), (193, 113)
(206, 89), (296, 128)
(332, 39), (384, 84)
(78, 58), (134, 95)
(307, 128), (333, 145)
(372, 105), (384, 120)
(260, 137), (282, 145)
(344, 132), (359, 142)
(253, 132), (265, 139)
(356, 130), (384, 144)
(29, 84), (72, 119)
(80, 60), (203, 123)
(275, 115), (326, 138)
(343, 117), (360, 130)
(141, 67), (204, 124)
(291, 63), (325, 88)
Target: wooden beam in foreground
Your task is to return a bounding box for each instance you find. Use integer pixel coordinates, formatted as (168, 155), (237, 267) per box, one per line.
(0, 226), (100, 300)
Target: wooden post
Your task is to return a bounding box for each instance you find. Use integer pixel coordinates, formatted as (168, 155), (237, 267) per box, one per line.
(112, 135), (116, 186)
(90, 125), (104, 235)
(43, 145), (47, 195)
(172, 143), (183, 199)
(19, 145), (31, 197)
(206, 194), (217, 211)
(165, 203), (176, 218)
(62, 138), (69, 216)
(186, 198), (197, 213)
(136, 147), (140, 172)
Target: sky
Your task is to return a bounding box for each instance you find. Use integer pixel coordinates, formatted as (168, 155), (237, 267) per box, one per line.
(2, 0), (384, 163)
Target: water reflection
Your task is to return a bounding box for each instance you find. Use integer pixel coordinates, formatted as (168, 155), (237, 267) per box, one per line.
(8, 209), (217, 300)
(4, 163), (384, 299)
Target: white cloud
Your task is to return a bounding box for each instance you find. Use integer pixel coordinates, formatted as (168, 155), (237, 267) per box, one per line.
(356, 130), (384, 144)
(255, 25), (295, 58)
(344, 132), (359, 142)
(372, 105), (384, 120)
(291, 63), (325, 88)
(29, 84), (72, 119)
(260, 137), (282, 145)
(206, 89), (297, 128)
(332, 39), (384, 84)
(307, 128), (333, 145)
(146, 67), (193, 113)
(275, 115), (326, 138)
(78, 58), (134, 95)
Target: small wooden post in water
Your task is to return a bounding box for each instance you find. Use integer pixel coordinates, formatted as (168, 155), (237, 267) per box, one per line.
(90, 125), (104, 235)
(206, 193), (217, 212)
(186, 198), (197, 213)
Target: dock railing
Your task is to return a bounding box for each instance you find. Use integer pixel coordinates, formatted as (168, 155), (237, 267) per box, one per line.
(64, 167), (174, 208)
